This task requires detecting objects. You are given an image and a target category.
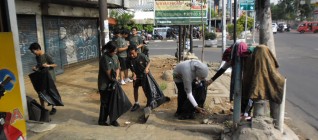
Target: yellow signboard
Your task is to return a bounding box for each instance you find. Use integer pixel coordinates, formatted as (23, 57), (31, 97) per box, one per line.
(0, 32), (26, 139)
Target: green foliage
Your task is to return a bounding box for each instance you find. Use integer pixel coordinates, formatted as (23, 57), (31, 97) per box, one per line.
(271, 0), (314, 21)
(204, 32), (216, 40)
(134, 24), (143, 31)
(227, 24), (244, 39)
(237, 14), (254, 30)
(208, 8), (217, 18)
(144, 25), (154, 33)
(110, 11), (135, 29)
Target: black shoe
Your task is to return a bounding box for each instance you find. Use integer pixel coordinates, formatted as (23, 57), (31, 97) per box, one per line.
(131, 104), (140, 112)
(50, 108), (56, 115)
(174, 112), (180, 118)
(189, 113), (196, 119)
(178, 115), (189, 120)
(111, 121), (120, 127)
(98, 122), (109, 126)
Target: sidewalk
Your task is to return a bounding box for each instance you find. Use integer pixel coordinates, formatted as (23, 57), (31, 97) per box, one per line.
(25, 55), (232, 140)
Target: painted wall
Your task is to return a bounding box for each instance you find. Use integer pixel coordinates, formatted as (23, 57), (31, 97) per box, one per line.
(16, 15), (38, 76)
(42, 16), (99, 70)
(15, 1), (100, 75)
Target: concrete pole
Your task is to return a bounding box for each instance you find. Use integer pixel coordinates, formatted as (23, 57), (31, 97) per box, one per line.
(222, 0), (226, 52)
(278, 78), (287, 133)
(252, 11), (256, 44)
(233, 0), (237, 43)
(178, 25), (182, 62)
(233, 53), (242, 126)
(6, 0), (28, 120)
(201, 2), (205, 61)
(208, 0), (212, 32)
(229, 0), (232, 24)
(245, 10), (248, 41)
(190, 25), (193, 53)
(99, 0), (108, 54)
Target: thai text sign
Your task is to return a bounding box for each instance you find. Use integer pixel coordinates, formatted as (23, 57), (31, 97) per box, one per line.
(155, 0), (207, 25)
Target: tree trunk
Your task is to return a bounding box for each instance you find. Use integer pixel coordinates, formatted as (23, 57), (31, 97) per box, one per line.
(257, 0), (276, 57)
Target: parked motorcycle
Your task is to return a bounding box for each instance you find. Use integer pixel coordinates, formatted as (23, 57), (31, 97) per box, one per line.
(285, 24), (291, 32)
(153, 34), (163, 40)
(277, 24), (284, 33)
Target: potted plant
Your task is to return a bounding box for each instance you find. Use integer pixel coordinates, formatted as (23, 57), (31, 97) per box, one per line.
(204, 32), (217, 47)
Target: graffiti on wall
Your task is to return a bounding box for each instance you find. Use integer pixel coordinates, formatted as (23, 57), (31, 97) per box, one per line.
(16, 15), (38, 76)
(43, 17), (99, 66)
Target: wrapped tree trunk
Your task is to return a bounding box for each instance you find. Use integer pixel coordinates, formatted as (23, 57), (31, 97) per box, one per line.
(257, 0), (276, 57)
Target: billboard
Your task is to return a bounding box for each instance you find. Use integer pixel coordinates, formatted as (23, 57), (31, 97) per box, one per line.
(0, 33), (26, 139)
(155, 0), (208, 25)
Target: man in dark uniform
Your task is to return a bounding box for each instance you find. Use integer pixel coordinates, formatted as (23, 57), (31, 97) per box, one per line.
(98, 41), (120, 126)
(129, 27), (144, 53)
(127, 45), (150, 111)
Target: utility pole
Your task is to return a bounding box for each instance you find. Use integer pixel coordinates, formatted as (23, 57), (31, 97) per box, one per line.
(229, 0), (232, 24)
(208, 0), (212, 32)
(201, 1), (205, 61)
(252, 11), (256, 44)
(222, 0), (227, 52)
(99, 0), (109, 55)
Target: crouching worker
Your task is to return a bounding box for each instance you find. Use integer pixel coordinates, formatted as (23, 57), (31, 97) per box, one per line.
(173, 60), (209, 120)
(98, 41), (121, 126)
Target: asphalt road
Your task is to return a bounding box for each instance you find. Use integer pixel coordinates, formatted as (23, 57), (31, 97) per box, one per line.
(148, 32), (318, 139)
(148, 39), (227, 62)
(274, 31), (318, 139)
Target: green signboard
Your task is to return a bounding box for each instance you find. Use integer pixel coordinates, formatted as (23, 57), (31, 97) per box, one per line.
(240, 2), (255, 11)
(155, 0), (207, 25)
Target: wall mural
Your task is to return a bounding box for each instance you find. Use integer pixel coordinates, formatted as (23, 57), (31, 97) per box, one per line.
(43, 17), (99, 69)
(16, 15), (38, 76)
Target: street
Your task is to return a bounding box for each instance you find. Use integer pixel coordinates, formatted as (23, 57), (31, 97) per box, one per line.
(148, 39), (227, 62)
(148, 31), (318, 139)
(275, 31), (318, 139)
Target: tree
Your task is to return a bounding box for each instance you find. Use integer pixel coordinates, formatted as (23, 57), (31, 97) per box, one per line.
(227, 24), (244, 39)
(237, 13), (254, 30)
(110, 11), (134, 29)
(299, 3), (315, 21)
(256, 0), (276, 56)
(143, 25), (154, 33)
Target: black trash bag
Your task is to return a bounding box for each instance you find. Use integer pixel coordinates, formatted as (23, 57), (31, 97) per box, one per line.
(26, 96), (50, 122)
(192, 80), (207, 108)
(144, 72), (170, 109)
(109, 81), (132, 123)
(180, 80), (208, 115)
(29, 69), (64, 106)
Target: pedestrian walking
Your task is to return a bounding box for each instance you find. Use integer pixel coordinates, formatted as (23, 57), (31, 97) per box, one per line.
(29, 42), (63, 115)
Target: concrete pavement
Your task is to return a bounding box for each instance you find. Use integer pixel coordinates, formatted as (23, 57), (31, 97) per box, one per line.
(25, 55), (231, 140)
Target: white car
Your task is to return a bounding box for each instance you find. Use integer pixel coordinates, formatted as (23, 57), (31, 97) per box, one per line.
(272, 23), (277, 34)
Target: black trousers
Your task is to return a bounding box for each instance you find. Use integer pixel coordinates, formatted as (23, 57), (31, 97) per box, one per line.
(98, 90), (111, 123)
(175, 82), (195, 116)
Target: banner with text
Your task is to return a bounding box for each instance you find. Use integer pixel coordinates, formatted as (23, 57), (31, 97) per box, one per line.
(155, 0), (207, 25)
(0, 32), (26, 139)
